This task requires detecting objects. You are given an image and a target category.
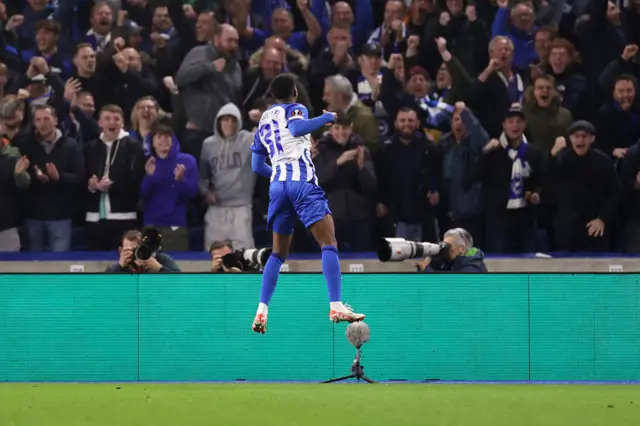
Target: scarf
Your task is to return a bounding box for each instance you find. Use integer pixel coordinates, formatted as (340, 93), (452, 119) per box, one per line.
(499, 133), (530, 209)
(357, 71), (384, 110)
(417, 94), (454, 127)
(367, 23), (407, 58)
(497, 71), (524, 104)
(358, 71), (390, 135)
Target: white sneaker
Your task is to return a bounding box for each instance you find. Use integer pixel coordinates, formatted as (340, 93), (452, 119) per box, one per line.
(329, 303), (365, 323)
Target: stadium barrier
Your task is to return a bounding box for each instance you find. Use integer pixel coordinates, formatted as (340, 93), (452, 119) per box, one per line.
(1, 273), (639, 382)
(0, 251), (638, 272)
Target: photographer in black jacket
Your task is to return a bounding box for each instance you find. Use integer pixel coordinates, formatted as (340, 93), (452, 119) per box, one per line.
(105, 230), (181, 273)
(209, 240), (242, 273)
(416, 228), (488, 273)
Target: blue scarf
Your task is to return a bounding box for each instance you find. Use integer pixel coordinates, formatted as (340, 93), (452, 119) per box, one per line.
(417, 95), (454, 128)
(499, 133), (530, 209)
(497, 71), (524, 104)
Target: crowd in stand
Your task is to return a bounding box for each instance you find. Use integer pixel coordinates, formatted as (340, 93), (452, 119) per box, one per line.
(0, 0), (640, 254)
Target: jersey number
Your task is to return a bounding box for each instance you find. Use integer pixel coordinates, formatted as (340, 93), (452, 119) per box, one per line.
(260, 120), (284, 155)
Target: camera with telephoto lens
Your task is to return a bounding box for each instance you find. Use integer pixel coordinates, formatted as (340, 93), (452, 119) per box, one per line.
(221, 247), (273, 271)
(133, 227), (163, 261)
(376, 238), (451, 262)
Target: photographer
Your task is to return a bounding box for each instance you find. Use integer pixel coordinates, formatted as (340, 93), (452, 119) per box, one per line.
(209, 240), (271, 273)
(105, 230), (181, 273)
(209, 240), (242, 273)
(416, 228), (487, 273)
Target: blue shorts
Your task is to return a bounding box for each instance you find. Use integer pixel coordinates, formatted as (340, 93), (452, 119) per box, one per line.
(267, 181), (332, 235)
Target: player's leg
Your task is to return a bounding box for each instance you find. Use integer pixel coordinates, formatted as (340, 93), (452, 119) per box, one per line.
(295, 182), (365, 323)
(309, 215), (365, 323)
(252, 182), (295, 334)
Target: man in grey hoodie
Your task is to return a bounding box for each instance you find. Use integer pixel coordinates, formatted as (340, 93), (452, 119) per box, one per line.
(175, 23), (243, 162)
(199, 103), (256, 250)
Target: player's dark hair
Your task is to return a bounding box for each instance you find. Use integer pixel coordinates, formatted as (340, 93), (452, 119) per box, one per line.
(268, 73), (297, 101)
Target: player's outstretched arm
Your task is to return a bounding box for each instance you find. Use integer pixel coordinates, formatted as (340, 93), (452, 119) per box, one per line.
(251, 152), (272, 178)
(288, 111), (335, 137)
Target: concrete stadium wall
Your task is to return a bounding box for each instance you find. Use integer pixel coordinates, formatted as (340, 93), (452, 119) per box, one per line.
(1, 274), (639, 382)
(0, 257), (636, 273)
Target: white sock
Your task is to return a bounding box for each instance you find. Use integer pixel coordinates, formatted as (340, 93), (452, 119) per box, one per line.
(257, 302), (268, 316)
(330, 301), (343, 311)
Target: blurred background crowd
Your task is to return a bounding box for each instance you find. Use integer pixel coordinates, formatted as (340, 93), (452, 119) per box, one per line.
(0, 0), (640, 255)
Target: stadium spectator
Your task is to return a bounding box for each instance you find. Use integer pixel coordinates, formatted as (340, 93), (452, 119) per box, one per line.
(83, 1), (115, 53)
(595, 74), (640, 160)
(19, 104), (83, 252)
(469, 104), (543, 254)
(471, 35), (527, 138)
(491, 0), (538, 70)
(59, 81), (99, 145)
(376, 107), (441, 242)
(84, 105), (145, 251)
(140, 125), (198, 251)
(24, 20), (72, 79)
(322, 74), (380, 153)
(314, 114), (377, 251)
(0, 124), (29, 252)
(438, 102), (487, 249)
(176, 23), (242, 162)
(425, 0), (488, 76)
(308, 26), (359, 114)
(366, 0), (406, 61)
(548, 121), (622, 252)
(544, 38), (590, 120)
(354, 42), (389, 137)
(199, 103), (255, 251)
(0, 96), (28, 148)
(243, 47), (313, 120)
(248, 35), (309, 77)
(522, 74), (573, 156)
(128, 96), (166, 153)
(0, 0), (637, 256)
(621, 133), (640, 253)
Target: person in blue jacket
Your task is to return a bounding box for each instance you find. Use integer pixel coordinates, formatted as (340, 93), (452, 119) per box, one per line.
(416, 228), (488, 272)
(140, 124), (199, 251)
(491, 0), (539, 70)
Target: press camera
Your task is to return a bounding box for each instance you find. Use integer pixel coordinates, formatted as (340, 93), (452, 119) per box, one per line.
(222, 247), (273, 271)
(376, 238), (451, 262)
(133, 227), (163, 261)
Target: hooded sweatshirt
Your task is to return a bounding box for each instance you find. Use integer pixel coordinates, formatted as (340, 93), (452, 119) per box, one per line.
(140, 134), (199, 227)
(199, 103), (256, 207)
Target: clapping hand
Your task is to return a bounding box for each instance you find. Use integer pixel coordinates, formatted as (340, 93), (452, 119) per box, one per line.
(174, 164), (186, 181)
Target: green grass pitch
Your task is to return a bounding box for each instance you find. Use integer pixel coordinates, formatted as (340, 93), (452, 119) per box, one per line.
(1, 383), (638, 426)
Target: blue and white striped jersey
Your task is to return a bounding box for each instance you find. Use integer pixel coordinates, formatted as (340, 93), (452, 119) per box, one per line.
(250, 103), (318, 185)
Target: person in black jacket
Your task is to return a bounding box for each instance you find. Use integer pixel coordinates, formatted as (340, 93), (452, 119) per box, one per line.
(376, 107), (441, 243)
(105, 229), (181, 273)
(19, 104), (84, 252)
(0, 151), (30, 251)
(549, 120), (622, 252)
(621, 136), (640, 253)
(468, 104), (543, 253)
(84, 104), (145, 251)
(314, 114), (378, 251)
